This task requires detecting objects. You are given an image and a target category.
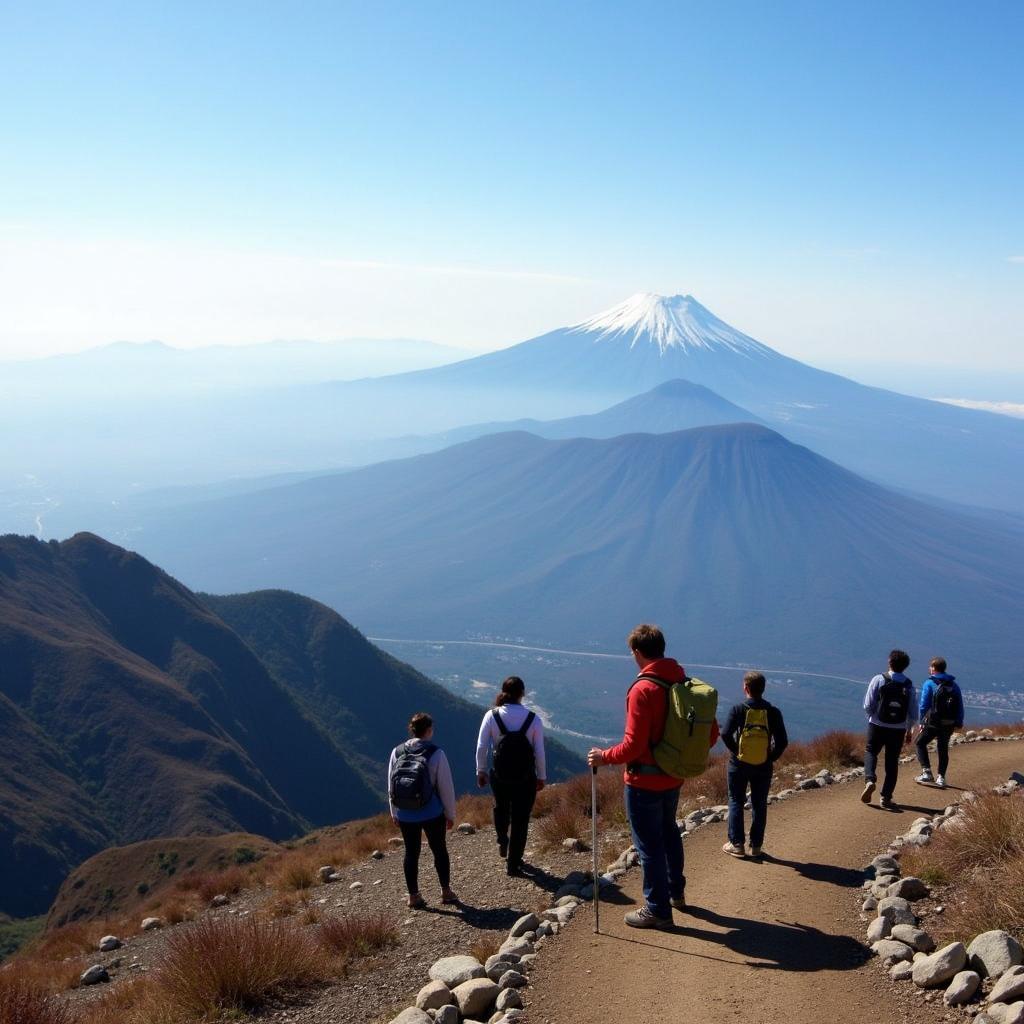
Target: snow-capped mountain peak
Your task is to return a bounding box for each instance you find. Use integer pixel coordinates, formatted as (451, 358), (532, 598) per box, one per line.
(571, 292), (770, 356)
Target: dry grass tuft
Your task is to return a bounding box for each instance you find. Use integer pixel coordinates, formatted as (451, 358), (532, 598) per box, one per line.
(455, 793), (493, 829)
(269, 857), (318, 892)
(535, 800), (588, 850)
(316, 913), (399, 962)
(24, 923), (96, 963)
(2, 956), (83, 995)
(154, 914), (330, 1018)
(175, 865), (250, 904)
(0, 974), (75, 1024)
(469, 933), (503, 964)
(781, 730), (863, 770)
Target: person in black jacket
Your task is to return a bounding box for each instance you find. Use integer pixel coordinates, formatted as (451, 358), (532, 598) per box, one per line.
(720, 671), (788, 859)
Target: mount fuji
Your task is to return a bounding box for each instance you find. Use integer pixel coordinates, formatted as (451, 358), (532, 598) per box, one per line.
(350, 292), (1024, 511)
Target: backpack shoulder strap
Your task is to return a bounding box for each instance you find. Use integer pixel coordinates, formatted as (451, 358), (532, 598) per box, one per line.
(518, 710), (536, 734)
(492, 708), (509, 735)
(636, 673), (676, 690)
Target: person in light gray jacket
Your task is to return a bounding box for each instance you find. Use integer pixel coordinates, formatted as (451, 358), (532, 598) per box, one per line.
(859, 649), (917, 810)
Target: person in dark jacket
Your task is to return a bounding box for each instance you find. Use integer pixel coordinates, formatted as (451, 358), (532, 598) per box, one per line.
(720, 671), (788, 858)
(915, 657), (965, 789)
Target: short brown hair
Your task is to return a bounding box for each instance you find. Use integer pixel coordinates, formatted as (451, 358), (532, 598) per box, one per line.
(889, 649), (910, 673)
(743, 671), (766, 697)
(408, 712), (433, 738)
(930, 657), (947, 673)
(628, 624), (666, 660)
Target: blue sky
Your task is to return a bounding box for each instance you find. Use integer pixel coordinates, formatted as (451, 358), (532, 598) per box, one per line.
(1, 1), (1021, 374)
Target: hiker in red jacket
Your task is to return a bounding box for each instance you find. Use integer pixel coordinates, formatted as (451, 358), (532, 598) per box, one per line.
(588, 624), (720, 929)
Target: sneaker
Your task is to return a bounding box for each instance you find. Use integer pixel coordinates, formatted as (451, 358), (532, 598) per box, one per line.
(935, 775), (947, 789)
(915, 770), (934, 785)
(880, 797), (900, 811)
(498, 841), (509, 860)
(407, 893), (426, 909)
(750, 846), (763, 858)
(860, 781), (876, 804)
(506, 862), (523, 877)
(441, 888), (460, 905)
(722, 841), (746, 858)
(624, 906), (672, 929)
(670, 894), (687, 912)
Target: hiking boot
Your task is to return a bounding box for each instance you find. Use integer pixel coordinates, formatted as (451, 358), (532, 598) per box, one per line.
(935, 775), (947, 789)
(670, 894), (686, 912)
(915, 770), (934, 785)
(624, 906), (672, 930)
(722, 841), (746, 858)
(860, 781), (876, 803)
(880, 796), (899, 811)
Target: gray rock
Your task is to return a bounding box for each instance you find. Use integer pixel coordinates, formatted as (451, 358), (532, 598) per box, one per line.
(498, 970), (527, 990)
(990, 967), (1024, 1005)
(944, 971), (981, 1006)
(140, 917), (163, 931)
(987, 1003), (1024, 1024)
(902, 834), (931, 848)
(891, 925), (936, 953)
(862, 896), (879, 913)
(98, 935), (122, 952)
(562, 838), (586, 852)
(498, 937), (534, 958)
(496, 988), (523, 1011)
(871, 855), (900, 874)
(210, 894), (230, 907)
(518, 954), (538, 972)
(390, 1010), (432, 1024)
(457, 823), (476, 835)
(509, 913), (540, 938)
(452, 978), (500, 1017)
(435, 1007), (459, 1024)
(797, 778), (821, 790)
(318, 865), (335, 883)
(80, 964), (110, 986)
(371, 849), (385, 859)
(867, 916), (892, 942)
(969, 931), (1024, 980)
(536, 921), (555, 938)
(486, 953), (519, 971)
(890, 960), (915, 981)
(913, 942), (968, 988)
(877, 896), (917, 926)
(873, 939), (915, 966)
(416, 980), (455, 1010)
(888, 877), (930, 901)
(542, 904), (575, 924)
(429, 955), (486, 988)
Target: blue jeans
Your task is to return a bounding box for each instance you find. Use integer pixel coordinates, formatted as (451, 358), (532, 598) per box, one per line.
(624, 785), (684, 919)
(727, 761), (772, 850)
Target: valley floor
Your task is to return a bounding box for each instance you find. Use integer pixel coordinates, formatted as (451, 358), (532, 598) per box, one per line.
(524, 741), (1023, 1024)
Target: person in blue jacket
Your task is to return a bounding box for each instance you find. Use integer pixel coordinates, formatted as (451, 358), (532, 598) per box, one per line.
(915, 657), (965, 789)
(860, 649), (917, 810)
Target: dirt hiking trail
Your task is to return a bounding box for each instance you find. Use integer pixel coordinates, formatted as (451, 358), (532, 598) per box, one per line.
(526, 741), (1023, 1024)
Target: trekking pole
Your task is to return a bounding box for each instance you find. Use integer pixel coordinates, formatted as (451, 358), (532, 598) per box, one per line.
(591, 766), (600, 934)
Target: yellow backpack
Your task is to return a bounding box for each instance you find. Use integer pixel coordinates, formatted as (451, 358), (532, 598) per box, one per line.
(737, 706), (770, 766)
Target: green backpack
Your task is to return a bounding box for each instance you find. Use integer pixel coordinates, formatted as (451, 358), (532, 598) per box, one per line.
(640, 674), (719, 779)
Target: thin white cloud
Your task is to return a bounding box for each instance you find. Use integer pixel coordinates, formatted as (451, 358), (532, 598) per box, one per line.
(936, 398), (1024, 419)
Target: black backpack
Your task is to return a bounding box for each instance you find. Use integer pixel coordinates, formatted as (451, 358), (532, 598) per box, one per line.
(389, 740), (437, 810)
(929, 681), (958, 728)
(877, 675), (911, 725)
(491, 709), (537, 784)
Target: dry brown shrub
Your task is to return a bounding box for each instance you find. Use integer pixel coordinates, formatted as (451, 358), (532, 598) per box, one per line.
(685, 756), (729, 804)
(455, 793), (493, 829)
(781, 730), (863, 770)
(2, 957), (83, 995)
(469, 933), (502, 964)
(25, 923), (95, 962)
(264, 892), (302, 919)
(535, 800), (588, 850)
(269, 857), (318, 892)
(0, 973), (75, 1024)
(316, 913), (399, 961)
(75, 976), (173, 1024)
(175, 864), (250, 904)
(154, 915), (329, 1017)
(924, 793), (1024, 875)
(951, 855), (1024, 940)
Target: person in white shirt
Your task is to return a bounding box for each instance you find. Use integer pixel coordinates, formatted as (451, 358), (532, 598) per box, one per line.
(388, 711), (459, 909)
(476, 676), (546, 876)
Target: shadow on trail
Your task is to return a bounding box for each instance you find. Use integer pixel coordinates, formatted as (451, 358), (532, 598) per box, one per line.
(684, 905), (871, 971)
(759, 854), (865, 889)
(601, 906), (871, 973)
(424, 902), (524, 930)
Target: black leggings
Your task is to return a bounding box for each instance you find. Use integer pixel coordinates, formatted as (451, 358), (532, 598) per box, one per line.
(398, 815), (450, 894)
(491, 777), (537, 869)
(865, 724), (906, 798)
